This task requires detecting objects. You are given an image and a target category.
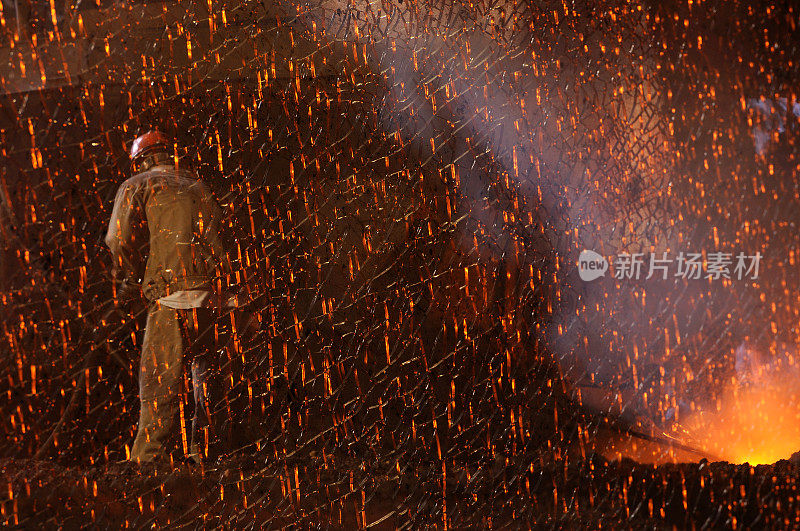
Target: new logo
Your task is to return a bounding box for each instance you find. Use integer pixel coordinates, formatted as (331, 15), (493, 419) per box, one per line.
(578, 250), (608, 281)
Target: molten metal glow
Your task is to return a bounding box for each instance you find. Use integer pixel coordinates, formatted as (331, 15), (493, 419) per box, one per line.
(681, 378), (800, 465)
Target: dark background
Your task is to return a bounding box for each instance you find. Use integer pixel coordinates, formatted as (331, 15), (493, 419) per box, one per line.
(0, 0), (799, 527)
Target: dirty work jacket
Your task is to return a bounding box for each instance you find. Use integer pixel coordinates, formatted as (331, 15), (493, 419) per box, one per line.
(105, 165), (230, 302)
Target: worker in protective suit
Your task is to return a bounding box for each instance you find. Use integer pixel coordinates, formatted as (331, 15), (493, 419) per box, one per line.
(105, 131), (235, 464)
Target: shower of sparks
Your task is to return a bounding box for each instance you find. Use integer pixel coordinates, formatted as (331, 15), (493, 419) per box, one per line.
(0, 0), (799, 527)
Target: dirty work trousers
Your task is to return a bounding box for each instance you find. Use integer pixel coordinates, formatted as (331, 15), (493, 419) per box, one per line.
(130, 304), (229, 463)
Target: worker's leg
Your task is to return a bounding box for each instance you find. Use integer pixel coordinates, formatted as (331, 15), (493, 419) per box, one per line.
(176, 307), (252, 462)
(178, 308), (222, 462)
(188, 353), (210, 461)
(130, 305), (184, 463)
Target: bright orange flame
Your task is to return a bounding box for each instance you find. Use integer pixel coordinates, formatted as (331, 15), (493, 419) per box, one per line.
(681, 379), (800, 465)
(599, 346), (800, 466)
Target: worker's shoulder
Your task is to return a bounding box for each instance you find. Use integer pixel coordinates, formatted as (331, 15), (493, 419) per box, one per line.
(118, 168), (218, 207)
(116, 172), (150, 193)
(127, 166), (210, 191)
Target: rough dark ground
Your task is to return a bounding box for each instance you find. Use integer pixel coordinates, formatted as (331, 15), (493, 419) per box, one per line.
(2, 449), (799, 528)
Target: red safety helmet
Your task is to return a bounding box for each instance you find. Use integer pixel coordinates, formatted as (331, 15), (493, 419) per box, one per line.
(130, 130), (170, 161)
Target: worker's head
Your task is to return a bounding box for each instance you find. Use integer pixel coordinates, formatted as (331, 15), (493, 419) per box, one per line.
(130, 130), (172, 173)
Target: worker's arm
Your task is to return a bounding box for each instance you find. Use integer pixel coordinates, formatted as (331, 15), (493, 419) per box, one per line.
(201, 187), (234, 283)
(105, 181), (147, 304)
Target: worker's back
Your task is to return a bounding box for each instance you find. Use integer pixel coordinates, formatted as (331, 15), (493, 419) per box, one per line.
(106, 165), (228, 302)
